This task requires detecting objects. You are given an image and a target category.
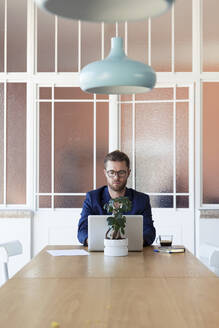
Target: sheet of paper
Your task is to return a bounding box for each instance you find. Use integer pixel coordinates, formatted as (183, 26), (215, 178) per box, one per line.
(47, 249), (90, 256)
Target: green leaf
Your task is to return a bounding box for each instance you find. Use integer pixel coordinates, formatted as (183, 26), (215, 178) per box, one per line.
(104, 197), (132, 239)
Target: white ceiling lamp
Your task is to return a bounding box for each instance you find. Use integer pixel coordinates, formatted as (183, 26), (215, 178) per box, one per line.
(34, 0), (175, 22)
(80, 37), (156, 95)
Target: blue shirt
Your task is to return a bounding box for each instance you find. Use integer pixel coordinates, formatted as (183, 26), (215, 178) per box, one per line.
(77, 186), (156, 246)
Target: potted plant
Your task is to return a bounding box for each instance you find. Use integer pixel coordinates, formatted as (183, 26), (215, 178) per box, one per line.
(103, 196), (132, 256)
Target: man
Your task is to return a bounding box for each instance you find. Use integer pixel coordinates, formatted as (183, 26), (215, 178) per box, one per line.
(77, 150), (156, 246)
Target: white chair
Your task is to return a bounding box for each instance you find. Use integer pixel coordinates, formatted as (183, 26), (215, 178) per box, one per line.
(199, 243), (219, 276)
(0, 240), (23, 282)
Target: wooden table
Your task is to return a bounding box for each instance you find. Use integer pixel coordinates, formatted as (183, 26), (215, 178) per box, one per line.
(0, 246), (219, 328)
(14, 245), (215, 279)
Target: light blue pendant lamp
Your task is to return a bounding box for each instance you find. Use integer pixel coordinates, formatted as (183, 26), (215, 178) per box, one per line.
(34, 0), (175, 95)
(35, 0), (175, 22)
(80, 37), (156, 95)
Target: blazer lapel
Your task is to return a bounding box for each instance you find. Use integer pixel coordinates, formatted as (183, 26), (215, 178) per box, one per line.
(101, 186), (111, 213)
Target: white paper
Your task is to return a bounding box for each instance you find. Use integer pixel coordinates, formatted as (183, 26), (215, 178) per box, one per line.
(47, 249), (90, 256)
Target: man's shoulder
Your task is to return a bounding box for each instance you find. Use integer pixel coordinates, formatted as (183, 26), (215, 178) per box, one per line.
(87, 186), (107, 198)
(85, 186), (108, 208)
(128, 188), (149, 201)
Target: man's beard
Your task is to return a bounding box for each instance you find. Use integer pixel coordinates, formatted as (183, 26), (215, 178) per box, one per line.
(108, 179), (127, 193)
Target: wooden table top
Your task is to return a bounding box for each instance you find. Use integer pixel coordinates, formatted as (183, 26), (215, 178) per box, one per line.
(15, 245), (215, 279)
(1, 245), (219, 328)
(1, 276), (219, 327)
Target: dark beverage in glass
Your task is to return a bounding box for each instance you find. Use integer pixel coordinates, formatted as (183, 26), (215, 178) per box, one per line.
(160, 240), (172, 247)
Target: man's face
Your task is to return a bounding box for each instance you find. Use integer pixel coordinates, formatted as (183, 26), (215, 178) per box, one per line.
(104, 160), (130, 193)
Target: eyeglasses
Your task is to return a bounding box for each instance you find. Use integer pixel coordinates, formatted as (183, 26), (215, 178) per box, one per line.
(106, 170), (127, 178)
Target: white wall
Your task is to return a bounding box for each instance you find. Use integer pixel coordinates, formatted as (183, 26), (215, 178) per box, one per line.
(33, 209), (81, 256)
(200, 219), (219, 247)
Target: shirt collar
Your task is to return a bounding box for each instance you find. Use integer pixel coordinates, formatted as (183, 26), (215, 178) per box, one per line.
(103, 185), (131, 201)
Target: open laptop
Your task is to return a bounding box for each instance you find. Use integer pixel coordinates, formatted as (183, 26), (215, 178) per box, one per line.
(88, 215), (143, 251)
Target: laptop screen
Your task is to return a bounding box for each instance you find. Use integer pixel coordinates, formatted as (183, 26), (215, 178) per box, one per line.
(88, 215), (143, 251)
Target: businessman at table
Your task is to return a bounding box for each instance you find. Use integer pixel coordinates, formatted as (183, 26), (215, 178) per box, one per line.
(77, 150), (156, 246)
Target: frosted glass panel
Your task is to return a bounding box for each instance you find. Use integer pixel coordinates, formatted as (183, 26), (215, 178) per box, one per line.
(54, 102), (93, 193)
(96, 94), (109, 100)
(135, 102), (173, 193)
(39, 87), (51, 100)
(96, 102), (109, 189)
(150, 196), (173, 208)
(176, 102), (189, 193)
(136, 88), (173, 101)
(39, 103), (51, 193)
(58, 17), (78, 72)
(39, 196), (51, 208)
(151, 11), (171, 72)
(54, 87), (93, 100)
(7, 0), (27, 72)
(120, 95), (132, 102)
(127, 21), (148, 63)
(81, 22), (101, 67)
(203, 0), (219, 71)
(174, 0), (192, 72)
(0, 0), (4, 72)
(37, 8), (55, 72)
(176, 87), (188, 100)
(203, 82), (219, 203)
(176, 196), (189, 208)
(121, 103), (133, 189)
(0, 84), (3, 203)
(55, 196), (85, 208)
(7, 83), (26, 204)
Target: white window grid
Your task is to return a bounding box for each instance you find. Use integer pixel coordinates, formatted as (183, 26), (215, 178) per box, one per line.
(35, 84), (109, 210)
(0, 0), (219, 209)
(118, 83), (194, 211)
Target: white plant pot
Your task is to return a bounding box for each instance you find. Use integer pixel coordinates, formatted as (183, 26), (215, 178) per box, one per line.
(104, 238), (128, 257)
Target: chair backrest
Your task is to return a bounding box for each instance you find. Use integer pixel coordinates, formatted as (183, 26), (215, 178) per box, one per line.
(0, 240), (23, 260)
(0, 240), (23, 283)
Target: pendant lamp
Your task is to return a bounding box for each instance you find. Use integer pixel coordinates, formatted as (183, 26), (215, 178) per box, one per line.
(80, 37), (156, 95)
(34, 0), (175, 22)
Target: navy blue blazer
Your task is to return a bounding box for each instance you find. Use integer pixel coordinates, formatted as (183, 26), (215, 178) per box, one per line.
(77, 186), (156, 246)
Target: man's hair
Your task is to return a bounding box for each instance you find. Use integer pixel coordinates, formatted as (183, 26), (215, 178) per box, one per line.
(104, 150), (130, 169)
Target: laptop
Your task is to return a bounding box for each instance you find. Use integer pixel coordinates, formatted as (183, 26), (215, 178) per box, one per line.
(88, 215), (143, 251)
